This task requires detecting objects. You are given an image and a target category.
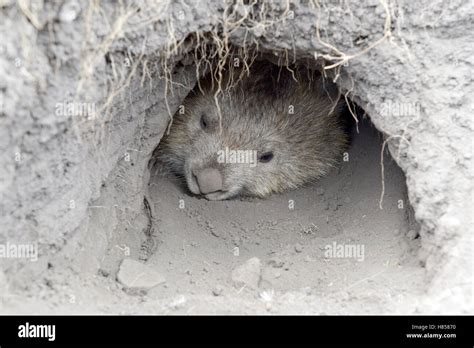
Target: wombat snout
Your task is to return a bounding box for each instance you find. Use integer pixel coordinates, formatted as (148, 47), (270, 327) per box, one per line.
(192, 167), (223, 194)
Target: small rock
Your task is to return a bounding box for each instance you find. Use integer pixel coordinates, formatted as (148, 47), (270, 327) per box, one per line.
(212, 285), (224, 296)
(231, 257), (261, 289)
(59, 0), (80, 22)
(407, 230), (418, 240)
(117, 259), (165, 290)
(268, 257), (284, 268)
(316, 188), (325, 196)
(343, 197), (351, 204)
(294, 243), (303, 253)
(98, 268), (110, 277)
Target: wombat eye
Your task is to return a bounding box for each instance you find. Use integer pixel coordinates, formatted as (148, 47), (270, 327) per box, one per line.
(200, 114), (208, 129)
(259, 152), (274, 163)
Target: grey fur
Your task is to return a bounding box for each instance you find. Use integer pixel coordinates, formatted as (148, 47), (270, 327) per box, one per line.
(155, 61), (348, 200)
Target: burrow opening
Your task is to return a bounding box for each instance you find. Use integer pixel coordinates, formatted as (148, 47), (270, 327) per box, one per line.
(128, 55), (425, 307)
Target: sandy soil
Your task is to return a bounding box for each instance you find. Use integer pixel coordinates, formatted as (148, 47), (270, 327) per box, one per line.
(2, 0), (470, 315)
(138, 119), (425, 313)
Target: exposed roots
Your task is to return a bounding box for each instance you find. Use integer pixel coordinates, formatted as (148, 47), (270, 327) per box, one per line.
(313, 0), (393, 71)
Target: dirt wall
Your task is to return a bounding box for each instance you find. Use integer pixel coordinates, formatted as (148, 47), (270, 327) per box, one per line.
(0, 0), (472, 313)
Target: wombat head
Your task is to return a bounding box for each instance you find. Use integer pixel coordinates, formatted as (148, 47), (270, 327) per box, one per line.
(158, 62), (348, 200)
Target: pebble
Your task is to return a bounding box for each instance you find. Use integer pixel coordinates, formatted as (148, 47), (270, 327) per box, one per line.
(294, 243), (303, 253)
(59, 0), (80, 22)
(407, 230), (418, 240)
(116, 259), (165, 290)
(268, 257), (284, 268)
(231, 257), (262, 289)
(212, 285), (224, 296)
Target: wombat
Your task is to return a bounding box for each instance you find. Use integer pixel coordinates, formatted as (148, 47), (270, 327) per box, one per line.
(154, 61), (348, 200)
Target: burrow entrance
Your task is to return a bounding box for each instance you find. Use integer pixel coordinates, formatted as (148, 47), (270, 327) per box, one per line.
(132, 58), (425, 313)
(2, 0), (468, 316)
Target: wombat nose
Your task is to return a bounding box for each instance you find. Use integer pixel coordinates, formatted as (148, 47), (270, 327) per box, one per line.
(193, 168), (223, 194)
